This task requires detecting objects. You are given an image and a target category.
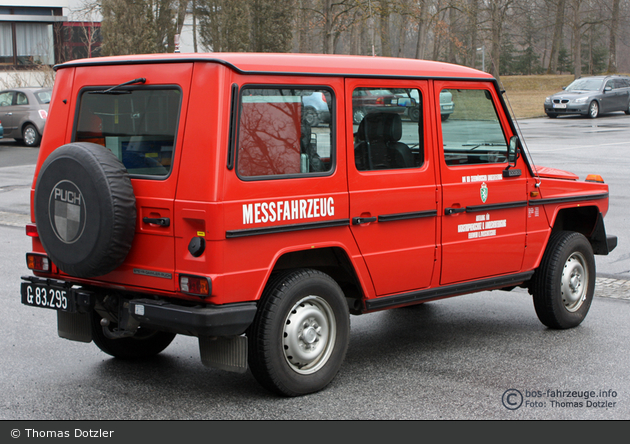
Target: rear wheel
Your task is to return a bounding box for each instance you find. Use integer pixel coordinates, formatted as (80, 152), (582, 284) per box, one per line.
(23, 124), (41, 147)
(625, 101), (630, 115)
(91, 311), (176, 359)
(546, 113), (558, 118)
(531, 231), (595, 329)
(248, 269), (350, 396)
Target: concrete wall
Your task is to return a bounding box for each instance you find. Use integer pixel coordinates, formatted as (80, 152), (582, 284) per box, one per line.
(0, 69), (55, 89)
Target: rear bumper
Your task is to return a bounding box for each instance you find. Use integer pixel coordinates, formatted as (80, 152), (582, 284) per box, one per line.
(129, 299), (258, 337)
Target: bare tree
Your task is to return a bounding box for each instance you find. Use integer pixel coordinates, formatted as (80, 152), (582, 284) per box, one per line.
(607, 0), (620, 72)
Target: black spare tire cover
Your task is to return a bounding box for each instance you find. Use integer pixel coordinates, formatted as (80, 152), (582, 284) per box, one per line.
(34, 142), (136, 278)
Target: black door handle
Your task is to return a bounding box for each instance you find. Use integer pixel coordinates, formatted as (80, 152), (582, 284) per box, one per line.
(352, 216), (377, 225)
(143, 217), (170, 227)
(444, 207), (466, 215)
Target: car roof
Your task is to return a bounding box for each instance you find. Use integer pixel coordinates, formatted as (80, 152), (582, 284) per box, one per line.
(55, 53), (494, 80)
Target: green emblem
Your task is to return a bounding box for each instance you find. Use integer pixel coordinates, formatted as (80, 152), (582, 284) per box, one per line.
(480, 182), (488, 203)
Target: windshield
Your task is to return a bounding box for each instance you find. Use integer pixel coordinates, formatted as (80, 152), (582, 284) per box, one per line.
(565, 78), (603, 92)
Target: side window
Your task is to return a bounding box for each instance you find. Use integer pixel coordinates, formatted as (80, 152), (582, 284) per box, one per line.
(16, 92), (28, 105)
(352, 87), (424, 171)
(0, 91), (13, 106)
(237, 88), (333, 178)
(440, 88), (508, 166)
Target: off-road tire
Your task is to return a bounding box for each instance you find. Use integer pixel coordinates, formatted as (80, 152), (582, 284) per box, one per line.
(248, 269), (350, 396)
(34, 142), (136, 278)
(531, 231), (595, 329)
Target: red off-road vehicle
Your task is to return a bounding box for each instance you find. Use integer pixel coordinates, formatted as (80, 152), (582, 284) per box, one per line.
(21, 53), (616, 396)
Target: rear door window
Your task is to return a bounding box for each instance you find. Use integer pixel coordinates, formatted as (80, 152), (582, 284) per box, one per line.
(75, 87), (182, 177)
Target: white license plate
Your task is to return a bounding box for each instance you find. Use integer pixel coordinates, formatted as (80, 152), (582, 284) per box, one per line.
(21, 282), (74, 311)
(553, 104), (567, 109)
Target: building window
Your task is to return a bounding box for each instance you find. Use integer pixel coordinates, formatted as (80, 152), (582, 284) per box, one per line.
(16, 23), (54, 65)
(0, 6), (64, 68)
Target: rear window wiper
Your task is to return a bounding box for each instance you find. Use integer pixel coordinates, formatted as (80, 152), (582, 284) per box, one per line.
(89, 78), (146, 95)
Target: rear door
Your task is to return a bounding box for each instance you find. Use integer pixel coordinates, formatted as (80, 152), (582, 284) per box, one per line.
(346, 78), (438, 296)
(72, 63), (193, 291)
(436, 81), (527, 285)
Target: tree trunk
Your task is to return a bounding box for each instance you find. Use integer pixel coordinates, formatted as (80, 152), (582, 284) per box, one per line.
(414, 0), (428, 59)
(547, 0), (566, 74)
(572, 0), (582, 79)
(467, 0), (479, 68)
(379, 0), (392, 57)
(607, 0), (619, 73)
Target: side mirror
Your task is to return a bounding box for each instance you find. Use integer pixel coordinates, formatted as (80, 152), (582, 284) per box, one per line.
(508, 135), (519, 164)
(604, 86), (612, 92)
(503, 135), (522, 178)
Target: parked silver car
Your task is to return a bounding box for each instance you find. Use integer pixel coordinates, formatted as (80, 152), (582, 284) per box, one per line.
(544, 75), (630, 119)
(0, 87), (51, 146)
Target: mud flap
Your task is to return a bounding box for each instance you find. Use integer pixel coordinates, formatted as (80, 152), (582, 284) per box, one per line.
(199, 335), (248, 373)
(57, 311), (92, 343)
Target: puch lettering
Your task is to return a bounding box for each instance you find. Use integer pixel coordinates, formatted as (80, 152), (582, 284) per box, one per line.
(54, 187), (82, 205)
(243, 197), (335, 225)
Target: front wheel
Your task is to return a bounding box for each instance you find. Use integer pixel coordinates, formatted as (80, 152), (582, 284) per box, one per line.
(588, 101), (599, 118)
(531, 231), (595, 329)
(248, 269), (350, 396)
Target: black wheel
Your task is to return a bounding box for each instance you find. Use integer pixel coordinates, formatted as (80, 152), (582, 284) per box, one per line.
(588, 101), (599, 118)
(303, 107), (320, 127)
(248, 269), (350, 396)
(441, 113), (450, 122)
(91, 311), (176, 359)
(409, 107), (420, 122)
(625, 101), (630, 115)
(531, 231), (595, 329)
(23, 124), (41, 147)
(546, 113), (558, 118)
(33, 142), (136, 278)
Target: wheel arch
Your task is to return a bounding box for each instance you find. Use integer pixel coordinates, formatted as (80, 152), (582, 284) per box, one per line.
(548, 205), (612, 254)
(269, 246), (366, 314)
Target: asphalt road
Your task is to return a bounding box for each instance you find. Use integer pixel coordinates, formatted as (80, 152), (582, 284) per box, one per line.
(1, 114), (630, 421)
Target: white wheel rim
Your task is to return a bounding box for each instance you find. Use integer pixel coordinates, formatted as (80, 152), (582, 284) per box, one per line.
(24, 127), (37, 145)
(561, 251), (588, 312)
(283, 295), (336, 375)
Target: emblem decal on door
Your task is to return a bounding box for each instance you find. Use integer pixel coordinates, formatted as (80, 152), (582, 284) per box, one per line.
(480, 182), (488, 203)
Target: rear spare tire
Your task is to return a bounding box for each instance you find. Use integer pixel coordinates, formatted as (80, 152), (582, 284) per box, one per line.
(34, 142), (136, 278)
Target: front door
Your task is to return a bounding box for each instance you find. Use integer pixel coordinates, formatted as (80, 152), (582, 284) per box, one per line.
(436, 81), (527, 285)
(346, 79), (438, 296)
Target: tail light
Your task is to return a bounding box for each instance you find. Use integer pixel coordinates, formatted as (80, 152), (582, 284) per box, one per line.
(179, 275), (211, 297)
(26, 223), (38, 237)
(376, 97), (384, 105)
(38, 110), (48, 120)
(26, 253), (50, 272)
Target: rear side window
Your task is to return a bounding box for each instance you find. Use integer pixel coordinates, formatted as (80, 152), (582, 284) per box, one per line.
(75, 87), (181, 177)
(237, 88), (333, 178)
